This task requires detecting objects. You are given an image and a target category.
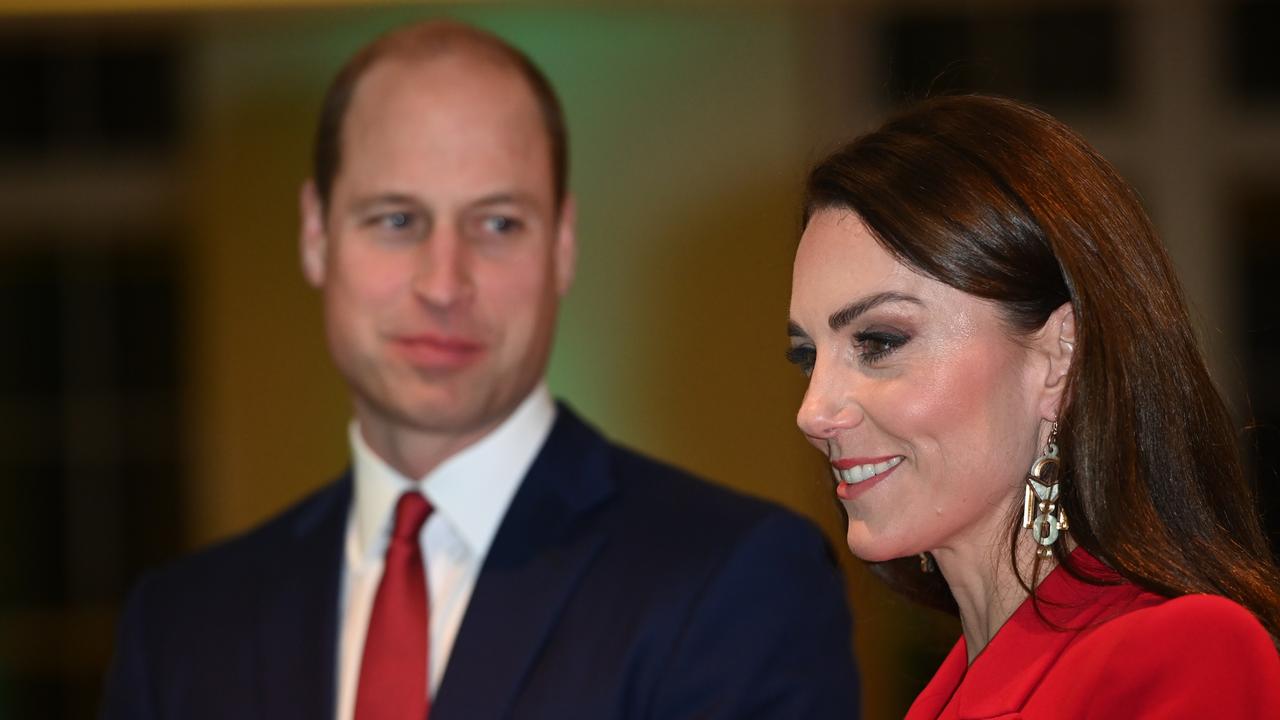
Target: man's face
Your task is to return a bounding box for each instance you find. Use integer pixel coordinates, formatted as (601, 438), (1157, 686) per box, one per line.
(301, 54), (575, 450)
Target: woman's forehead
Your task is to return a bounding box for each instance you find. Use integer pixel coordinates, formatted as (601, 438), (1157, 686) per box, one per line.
(795, 212), (929, 302)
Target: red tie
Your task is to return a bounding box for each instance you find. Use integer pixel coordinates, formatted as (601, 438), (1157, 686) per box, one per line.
(355, 492), (433, 720)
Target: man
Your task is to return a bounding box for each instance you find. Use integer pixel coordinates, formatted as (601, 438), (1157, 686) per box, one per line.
(102, 19), (860, 719)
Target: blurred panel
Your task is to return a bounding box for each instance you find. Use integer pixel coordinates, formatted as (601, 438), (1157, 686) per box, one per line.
(0, 28), (180, 155)
(1232, 182), (1280, 552)
(882, 3), (1122, 110)
(0, 242), (185, 717)
(0, 18), (187, 719)
(1228, 0), (1280, 103)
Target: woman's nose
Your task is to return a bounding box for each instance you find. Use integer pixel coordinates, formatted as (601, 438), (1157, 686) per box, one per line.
(796, 365), (864, 441)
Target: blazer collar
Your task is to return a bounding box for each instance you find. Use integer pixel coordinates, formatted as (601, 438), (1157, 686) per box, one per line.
(254, 474), (351, 720)
(910, 550), (1150, 720)
(432, 404), (616, 719)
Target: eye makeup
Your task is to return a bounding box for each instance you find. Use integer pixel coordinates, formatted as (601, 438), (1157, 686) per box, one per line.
(853, 329), (910, 364)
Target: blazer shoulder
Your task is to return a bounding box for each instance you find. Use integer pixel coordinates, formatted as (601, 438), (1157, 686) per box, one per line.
(1060, 593), (1280, 717)
(606, 438), (826, 543)
(597, 446), (859, 717)
(136, 475), (350, 602)
(550, 403), (815, 539)
(1088, 592), (1274, 650)
(103, 477), (349, 719)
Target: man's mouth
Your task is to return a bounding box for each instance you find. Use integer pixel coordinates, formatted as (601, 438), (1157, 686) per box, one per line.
(390, 333), (485, 368)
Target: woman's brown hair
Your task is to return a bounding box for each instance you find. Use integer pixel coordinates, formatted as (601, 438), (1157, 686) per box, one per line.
(803, 94), (1280, 639)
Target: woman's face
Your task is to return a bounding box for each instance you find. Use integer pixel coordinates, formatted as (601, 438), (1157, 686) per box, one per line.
(788, 209), (1048, 562)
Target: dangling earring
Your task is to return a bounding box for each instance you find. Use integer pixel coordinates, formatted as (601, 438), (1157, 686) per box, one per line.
(918, 552), (935, 573)
(1023, 422), (1069, 558)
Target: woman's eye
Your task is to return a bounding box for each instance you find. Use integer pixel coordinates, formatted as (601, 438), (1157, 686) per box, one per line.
(785, 346), (816, 376)
(854, 330), (909, 363)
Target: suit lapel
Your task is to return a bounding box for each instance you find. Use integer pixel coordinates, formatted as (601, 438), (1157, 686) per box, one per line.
(255, 475), (351, 719)
(433, 407), (615, 719)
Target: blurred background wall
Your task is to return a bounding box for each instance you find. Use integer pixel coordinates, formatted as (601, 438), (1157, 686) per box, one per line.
(0, 1), (1276, 718)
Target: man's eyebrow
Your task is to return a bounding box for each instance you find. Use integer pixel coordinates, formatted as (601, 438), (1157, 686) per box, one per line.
(828, 291), (922, 331)
(471, 191), (539, 207)
(347, 193), (420, 213)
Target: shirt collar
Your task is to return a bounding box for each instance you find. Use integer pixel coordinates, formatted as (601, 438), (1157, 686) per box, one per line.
(350, 383), (556, 562)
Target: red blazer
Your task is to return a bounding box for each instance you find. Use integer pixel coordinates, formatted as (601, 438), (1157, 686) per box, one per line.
(907, 551), (1280, 719)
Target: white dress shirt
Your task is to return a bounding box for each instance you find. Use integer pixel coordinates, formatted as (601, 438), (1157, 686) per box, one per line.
(334, 384), (556, 720)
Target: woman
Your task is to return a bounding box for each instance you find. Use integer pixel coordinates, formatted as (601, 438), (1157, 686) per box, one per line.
(786, 95), (1280, 717)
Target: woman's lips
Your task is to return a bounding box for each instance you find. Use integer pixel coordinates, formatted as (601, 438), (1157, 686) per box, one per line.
(390, 333), (485, 370)
(831, 455), (904, 500)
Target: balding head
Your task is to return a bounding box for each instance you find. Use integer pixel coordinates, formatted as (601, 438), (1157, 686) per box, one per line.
(311, 20), (568, 212)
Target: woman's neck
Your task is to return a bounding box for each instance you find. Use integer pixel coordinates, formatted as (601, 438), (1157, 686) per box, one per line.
(933, 533), (1062, 663)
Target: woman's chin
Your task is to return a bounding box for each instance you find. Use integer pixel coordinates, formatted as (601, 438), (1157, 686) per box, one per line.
(844, 525), (909, 563)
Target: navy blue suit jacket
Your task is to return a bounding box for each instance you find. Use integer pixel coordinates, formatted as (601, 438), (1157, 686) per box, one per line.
(101, 406), (860, 718)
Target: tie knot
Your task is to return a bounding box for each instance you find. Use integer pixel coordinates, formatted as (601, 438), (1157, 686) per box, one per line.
(390, 492), (432, 542)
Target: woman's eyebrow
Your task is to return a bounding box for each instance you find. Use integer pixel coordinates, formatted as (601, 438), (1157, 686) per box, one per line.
(828, 291), (922, 331)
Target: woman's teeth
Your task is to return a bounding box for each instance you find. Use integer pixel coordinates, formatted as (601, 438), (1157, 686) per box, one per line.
(833, 456), (903, 485)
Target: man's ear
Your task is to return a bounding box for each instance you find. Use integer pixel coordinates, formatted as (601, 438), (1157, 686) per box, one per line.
(1036, 302), (1076, 418)
(299, 179), (328, 288)
(553, 193), (577, 296)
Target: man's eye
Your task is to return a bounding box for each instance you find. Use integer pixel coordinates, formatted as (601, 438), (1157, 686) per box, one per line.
(383, 212), (414, 229)
(483, 215), (522, 234)
(362, 211), (419, 233)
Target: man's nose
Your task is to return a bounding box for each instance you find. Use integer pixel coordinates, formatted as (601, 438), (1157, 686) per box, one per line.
(796, 361), (865, 441)
(411, 230), (474, 309)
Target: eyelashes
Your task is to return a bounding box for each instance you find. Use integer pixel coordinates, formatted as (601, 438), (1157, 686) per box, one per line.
(786, 329), (911, 375)
(853, 330), (909, 363)
(784, 346), (816, 375)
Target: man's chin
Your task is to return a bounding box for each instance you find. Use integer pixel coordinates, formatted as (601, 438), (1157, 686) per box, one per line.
(371, 391), (516, 438)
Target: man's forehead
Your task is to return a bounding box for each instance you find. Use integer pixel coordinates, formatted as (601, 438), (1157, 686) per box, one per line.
(330, 56), (555, 205)
(356, 49), (531, 105)
(342, 55), (543, 150)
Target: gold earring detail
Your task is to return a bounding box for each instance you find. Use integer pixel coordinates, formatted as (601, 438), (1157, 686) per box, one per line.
(918, 552), (935, 573)
(1023, 424), (1069, 558)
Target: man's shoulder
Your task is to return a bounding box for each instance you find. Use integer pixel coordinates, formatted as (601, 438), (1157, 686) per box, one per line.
(104, 478), (350, 717)
(137, 475), (350, 602)
(607, 439), (790, 522)
(560, 419), (858, 718)
(583, 423), (833, 565)
(548, 404), (822, 531)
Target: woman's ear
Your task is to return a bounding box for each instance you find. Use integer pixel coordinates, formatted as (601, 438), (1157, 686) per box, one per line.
(1037, 302), (1076, 418)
